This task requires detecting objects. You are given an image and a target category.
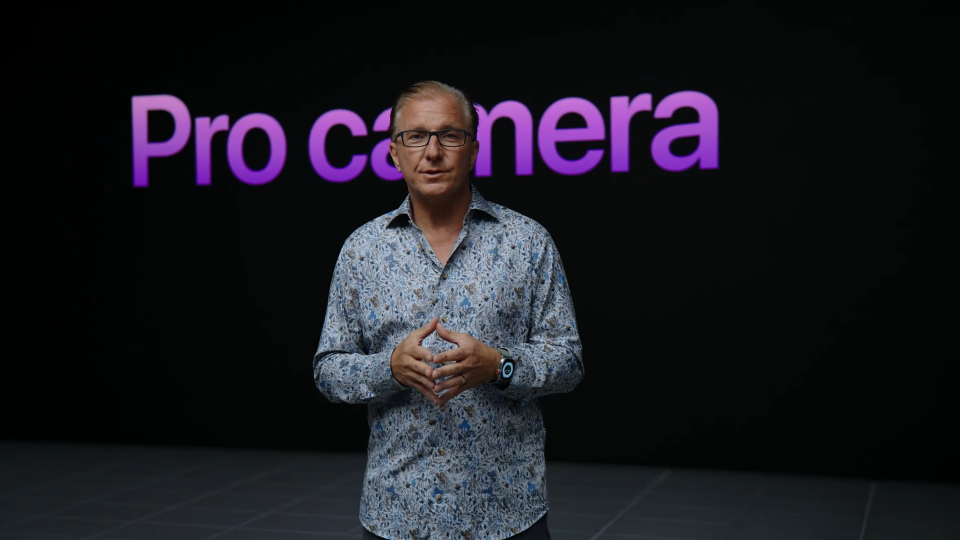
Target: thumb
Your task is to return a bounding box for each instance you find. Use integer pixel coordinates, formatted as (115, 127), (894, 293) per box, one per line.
(415, 317), (440, 339)
(436, 322), (460, 344)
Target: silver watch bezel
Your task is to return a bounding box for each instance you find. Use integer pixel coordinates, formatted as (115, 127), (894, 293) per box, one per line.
(495, 348), (516, 386)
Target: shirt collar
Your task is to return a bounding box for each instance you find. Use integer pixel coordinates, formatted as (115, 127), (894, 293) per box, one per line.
(386, 183), (500, 229)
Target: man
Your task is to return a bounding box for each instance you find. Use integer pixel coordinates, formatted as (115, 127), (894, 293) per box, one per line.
(313, 81), (583, 540)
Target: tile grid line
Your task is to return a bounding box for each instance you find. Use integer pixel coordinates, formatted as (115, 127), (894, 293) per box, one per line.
(587, 469), (672, 540)
(0, 533), (79, 539)
(1, 449), (160, 498)
(202, 475), (359, 540)
(0, 463), (210, 532)
(0, 467), (36, 483)
(77, 462), (303, 540)
(720, 480), (767, 540)
(857, 482), (877, 540)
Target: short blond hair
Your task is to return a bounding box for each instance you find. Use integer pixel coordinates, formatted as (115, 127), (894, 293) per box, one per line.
(389, 81), (480, 139)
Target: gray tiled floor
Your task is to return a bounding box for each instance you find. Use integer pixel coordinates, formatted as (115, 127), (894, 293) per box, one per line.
(1, 442), (958, 539)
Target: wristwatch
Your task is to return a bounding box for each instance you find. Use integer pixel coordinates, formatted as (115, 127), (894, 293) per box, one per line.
(493, 348), (517, 390)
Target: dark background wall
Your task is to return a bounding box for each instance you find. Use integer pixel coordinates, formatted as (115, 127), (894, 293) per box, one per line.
(16, 6), (957, 483)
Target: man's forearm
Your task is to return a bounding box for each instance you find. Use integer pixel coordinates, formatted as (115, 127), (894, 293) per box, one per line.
(496, 341), (583, 401)
(314, 350), (407, 404)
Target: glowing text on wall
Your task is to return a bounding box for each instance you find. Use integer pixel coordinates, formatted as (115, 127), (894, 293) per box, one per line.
(131, 92), (718, 188)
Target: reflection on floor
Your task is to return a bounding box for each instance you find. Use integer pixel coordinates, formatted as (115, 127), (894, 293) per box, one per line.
(1, 442), (957, 539)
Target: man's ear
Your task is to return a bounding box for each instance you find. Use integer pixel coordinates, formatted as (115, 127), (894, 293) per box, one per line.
(470, 138), (479, 169)
(389, 141), (401, 172)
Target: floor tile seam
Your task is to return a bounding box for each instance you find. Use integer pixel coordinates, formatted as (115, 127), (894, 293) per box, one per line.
(552, 531), (690, 540)
(289, 497), (365, 504)
(540, 510), (617, 519)
(644, 489), (760, 496)
(747, 497), (875, 505)
(1, 493), (219, 505)
(865, 517), (960, 525)
(30, 503), (225, 519)
(551, 480), (669, 487)
(253, 477), (351, 484)
(549, 497), (648, 504)
(0, 533), (81, 539)
(0, 463), (211, 532)
(556, 484), (671, 490)
(586, 469), (673, 540)
(104, 503), (275, 513)
(552, 511), (732, 526)
(579, 533), (692, 540)
(1, 458), (143, 498)
(0, 468), (37, 480)
(548, 526), (603, 534)
(857, 482), (876, 540)
(207, 524), (359, 536)
(718, 478), (768, 540)
(613, 502), (746, 511)
(242, 511), (360, 519)
(726, 518), (868, 530)
(604, 515), (735, 526)
(2, 514), (135, 527)
(100, 519), (229, 531)
(751, 497), (866, 508)
(739, 514), (862, 523)
(735, 511), (868, 522)
(76, 460), (309, 540)
(697, 488), (869, 495)
(201, 475), (357, 540)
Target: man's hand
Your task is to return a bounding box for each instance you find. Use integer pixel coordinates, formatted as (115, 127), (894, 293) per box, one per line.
(391, 317), (442, 406)
(431, 323), (501, 406)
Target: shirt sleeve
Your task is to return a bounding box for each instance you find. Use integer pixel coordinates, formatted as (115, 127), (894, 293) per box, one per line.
(500, 229), (584, 401)
(313, 238), (407, 404)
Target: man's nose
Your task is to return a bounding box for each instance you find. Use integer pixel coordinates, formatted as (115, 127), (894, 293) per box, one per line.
(423, 134), (443, 159)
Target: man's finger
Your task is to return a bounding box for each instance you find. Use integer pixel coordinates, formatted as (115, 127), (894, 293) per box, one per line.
(415, 387), (440, 406)
(433, 373), (468, 393)
(410, 345), (435, 364)
(412, 381), (440, 403)
(413, 317), (440, 341)
(436, 322), (461, 345)
(436, 385), (464, 406)
(396, 352), (435, 379)
(406, 370), (436, 390)
(432, 348), (467, 368)
(400, 371), (440, 402)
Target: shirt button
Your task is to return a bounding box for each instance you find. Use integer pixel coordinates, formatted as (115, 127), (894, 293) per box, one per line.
(440, 273), (448, 280)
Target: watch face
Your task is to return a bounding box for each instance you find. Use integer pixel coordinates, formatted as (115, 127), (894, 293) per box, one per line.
(502, 361), (514, 379)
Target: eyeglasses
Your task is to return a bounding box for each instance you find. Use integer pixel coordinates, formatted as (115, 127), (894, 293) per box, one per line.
(395, 129), (473, 148)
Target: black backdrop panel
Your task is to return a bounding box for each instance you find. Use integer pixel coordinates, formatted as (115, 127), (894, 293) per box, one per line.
(17, 7), (957, 483)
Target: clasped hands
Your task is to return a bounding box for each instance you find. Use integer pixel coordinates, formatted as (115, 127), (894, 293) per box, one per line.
(390, 317), (500, 406)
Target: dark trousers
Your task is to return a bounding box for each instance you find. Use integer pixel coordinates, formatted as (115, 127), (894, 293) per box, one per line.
(361, 513), (550, 540)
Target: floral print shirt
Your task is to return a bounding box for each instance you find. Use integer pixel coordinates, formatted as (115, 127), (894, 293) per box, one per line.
(314, 184), (583, 540)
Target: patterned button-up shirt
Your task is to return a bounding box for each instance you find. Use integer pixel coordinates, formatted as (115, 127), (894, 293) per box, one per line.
(313, 184), (583, 540)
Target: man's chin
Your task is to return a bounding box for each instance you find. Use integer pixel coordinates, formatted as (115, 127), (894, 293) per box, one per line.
(416, 178), (454, 192)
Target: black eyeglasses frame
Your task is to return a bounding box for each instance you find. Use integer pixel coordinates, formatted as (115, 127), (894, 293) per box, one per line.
(394, 129), (474, 148)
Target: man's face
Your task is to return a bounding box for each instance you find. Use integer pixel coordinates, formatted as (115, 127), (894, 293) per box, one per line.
(389, 94), (479, 201)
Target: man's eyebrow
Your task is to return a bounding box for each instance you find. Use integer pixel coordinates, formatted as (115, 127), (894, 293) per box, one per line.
(406, 124), (464, 131)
